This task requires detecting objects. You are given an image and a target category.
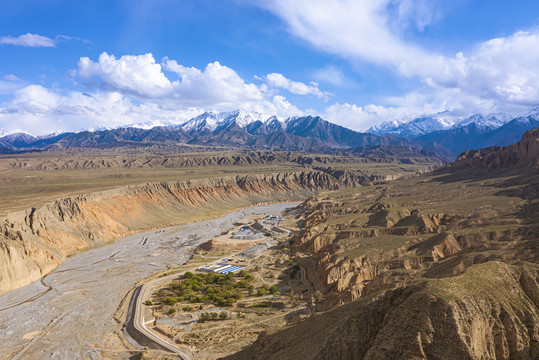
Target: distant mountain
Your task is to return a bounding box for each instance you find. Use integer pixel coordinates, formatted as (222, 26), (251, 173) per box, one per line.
(0, 110), (451, 161)
(369, 107), (538, 155)
(415, 115), (538, 155)
(369, 116), (453, 138)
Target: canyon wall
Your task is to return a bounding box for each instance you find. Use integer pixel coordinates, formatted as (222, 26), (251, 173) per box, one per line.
(0, 170), (373, 295)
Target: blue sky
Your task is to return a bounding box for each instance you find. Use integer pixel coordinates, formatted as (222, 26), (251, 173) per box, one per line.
(1, 0), (539, 135)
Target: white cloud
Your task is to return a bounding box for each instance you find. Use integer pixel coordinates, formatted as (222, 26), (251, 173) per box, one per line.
(324, 102), (415, 131)
(264, 73), (329, 99)
(164, 58), (265, 106)
(0, 53), (315, 134)
(0, 33), (55, 47)
(4, 74), (20, 81)
(258, 0), (539, 115)
(78, 53), (172, 97)
(312, 66), (354, 87)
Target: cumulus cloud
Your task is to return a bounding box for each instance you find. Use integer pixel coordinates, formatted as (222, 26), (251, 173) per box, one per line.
(76, 52), (312, 113)
(164, 59), (265, 106)
(0, 53), (316, 134)
(78, 53), (172, 97)
(0, 33), (55, 47)
(263, 73), (329, 99)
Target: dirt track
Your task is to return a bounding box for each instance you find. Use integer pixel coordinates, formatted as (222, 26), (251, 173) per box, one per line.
(0, 202), (298, 360)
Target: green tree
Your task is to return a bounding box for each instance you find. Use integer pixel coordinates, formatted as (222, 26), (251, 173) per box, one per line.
(248, 285), (255, 295)
(269, 285), (278, 295)
(163, 297), (178, 305)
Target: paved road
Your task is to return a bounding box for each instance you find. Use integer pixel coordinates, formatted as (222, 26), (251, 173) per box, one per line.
(0, 202), (299, 360)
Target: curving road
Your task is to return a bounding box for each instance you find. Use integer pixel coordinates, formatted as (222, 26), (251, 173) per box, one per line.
(0, 202), (299, 360)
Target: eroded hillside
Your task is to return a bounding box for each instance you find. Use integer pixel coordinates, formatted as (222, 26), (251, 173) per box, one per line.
(0, 148), (441, 216)
(0, 169), (388, 295)
(227, 128), (539, 359)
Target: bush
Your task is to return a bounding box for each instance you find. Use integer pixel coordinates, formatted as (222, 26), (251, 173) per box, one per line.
(168, 308), (176, 315)
(248, 285), (255, 295)
(269, 285), (278, 295)
(144, 300), (152, 306)
(184, 271), (194, 279)
(163, 297), (178, 305)
(219, 312), (228, 319)
(257, 288), (268, 296)
(182, 306), (193, 311)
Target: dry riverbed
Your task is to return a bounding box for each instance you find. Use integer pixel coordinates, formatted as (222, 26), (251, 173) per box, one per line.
(0, 202), (299, 360)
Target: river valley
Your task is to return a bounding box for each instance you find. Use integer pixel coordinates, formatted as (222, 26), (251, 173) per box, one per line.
(0, 202), (298, 360)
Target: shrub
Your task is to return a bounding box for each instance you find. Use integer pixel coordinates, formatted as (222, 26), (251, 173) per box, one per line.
(144, 300), (153, 306)
(163, 297), (178, 305)
(248, 285), (255, 295)
(184, 271), (194, 279)
(168, 308), (176, 315)
(269, 285), (278, 295)
(219, 312), (228, 319)
(257, 288), (268, 296)
(182, 306), (193, 311)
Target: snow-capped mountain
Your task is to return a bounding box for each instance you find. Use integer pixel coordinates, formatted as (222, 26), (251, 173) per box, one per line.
(368, 119), (405, 135)
(180, 110), (271, 132)
(0, 129), (34, 139)
(368, 117), (453, 138)
(451, 113), (511, 131)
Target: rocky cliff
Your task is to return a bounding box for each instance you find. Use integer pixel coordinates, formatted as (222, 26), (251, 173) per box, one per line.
(225, 129), (539, 359)
(453, 127), (539, 170)
(229, 262), (539, 360)
(0, 170), (375, 295)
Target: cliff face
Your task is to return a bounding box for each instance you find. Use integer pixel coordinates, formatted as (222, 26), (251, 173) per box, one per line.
(285, 129), (539, 310)
(0, 170), (375, 295)
(229, 262), (539, 360)
(453, 127), (539, 170)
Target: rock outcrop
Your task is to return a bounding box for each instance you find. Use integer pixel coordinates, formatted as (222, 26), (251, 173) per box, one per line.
(453, 127), (539, 170)
(228, 261), (539, 360)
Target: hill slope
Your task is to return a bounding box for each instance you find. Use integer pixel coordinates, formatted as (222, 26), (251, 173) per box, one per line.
(226, 128), (539, 360)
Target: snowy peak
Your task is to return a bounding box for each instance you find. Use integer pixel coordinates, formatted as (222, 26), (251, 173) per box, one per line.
(264, 116), (286, 132)
(0, 129), (34, 139)
(524, 104), (539, 119)
(368, 119), (405, 135)
(180, 110), (271, 132)
(451, 113), (511, 130)
(369, 117), (452, 139)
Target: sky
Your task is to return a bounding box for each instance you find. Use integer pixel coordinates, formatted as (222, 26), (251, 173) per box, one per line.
(1, 0), (539, 135)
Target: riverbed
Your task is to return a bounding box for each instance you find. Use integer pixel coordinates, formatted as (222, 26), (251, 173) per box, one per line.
(0, 202), (299, 360)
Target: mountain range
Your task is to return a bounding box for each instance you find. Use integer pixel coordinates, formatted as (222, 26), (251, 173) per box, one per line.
(369, 106), (539, 155)
(0, 110), (452, 160)
(2, 107), (539, 159)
